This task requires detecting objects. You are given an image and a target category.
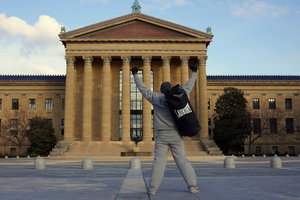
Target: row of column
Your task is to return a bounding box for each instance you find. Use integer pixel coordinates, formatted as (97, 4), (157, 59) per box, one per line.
(64, 55), (209, 142)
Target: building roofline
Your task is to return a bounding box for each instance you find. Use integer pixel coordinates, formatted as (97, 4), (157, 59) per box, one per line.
(59, 12), (213, 40)
(0, 75), (66, 82)
(207, 75), (300, 81)
(0, 75), (299, 82)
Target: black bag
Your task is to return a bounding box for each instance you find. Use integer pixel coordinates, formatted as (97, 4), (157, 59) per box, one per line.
(165, 84), (201, 137)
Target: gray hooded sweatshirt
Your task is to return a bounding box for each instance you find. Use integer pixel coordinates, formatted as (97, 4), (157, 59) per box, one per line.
(133, 72), (197, 136)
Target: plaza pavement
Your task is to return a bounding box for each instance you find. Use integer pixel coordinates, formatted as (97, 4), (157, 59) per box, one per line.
(0, 156), (300, 200)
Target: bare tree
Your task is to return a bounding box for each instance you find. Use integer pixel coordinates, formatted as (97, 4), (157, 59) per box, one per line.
(294, 109), (300, 134)
(0, 109), (37, 154)
(247, 106), (285, 154)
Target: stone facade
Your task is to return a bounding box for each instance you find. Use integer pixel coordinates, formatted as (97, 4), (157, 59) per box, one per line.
(0, 76), (65, 155)
(0, 13), (299, 156)
(208, 76), (300, 155)
(0, 75), (300, 155)
(55, 12), (215, 156)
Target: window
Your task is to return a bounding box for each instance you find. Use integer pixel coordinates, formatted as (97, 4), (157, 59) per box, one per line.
(131, 113), (142, 140)
(269, 118), (278, 134)
(10, 147), (17, 154)
(288, 146), (295, 155)
(47, 119), (53, 127)
(119, 70), (154, 141)
(286, 118), (294, 134)
(285, 98), (292, 109)
(268, 98), (276, 109)
(12, 99), (19, 110)
(255, 146), (262, 154)
(62, 98), (65, 110)
(253, 118), (261, 134)
(29, 99), (36, 110)
(208, 98), (211, 110)
(252, 98), (260, 109)
(45, 99), (53, 110)
(0, 99), (2, 110)
(272, 146), (278, 154)
(130, 71), (143, 140)
(61, 119), (64, 135)
(10, 119), (18, 135)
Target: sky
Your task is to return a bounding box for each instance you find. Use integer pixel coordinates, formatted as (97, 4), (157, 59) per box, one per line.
(0, 0), (299, 75)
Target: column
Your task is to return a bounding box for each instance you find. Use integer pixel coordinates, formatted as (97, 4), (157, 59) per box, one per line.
(198, 56), (209, 139)
(121, 56), (131, 142)
(64, 56), (76, 142)
(101, 56), (112, 141)
(181, 56), (189, 85)
(82, 56), (93, 141)
(142, 56), (152, 141)
(162, 56), (171, 82)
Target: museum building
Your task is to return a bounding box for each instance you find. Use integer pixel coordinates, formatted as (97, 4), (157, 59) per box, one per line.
(0, 8), (299, 156)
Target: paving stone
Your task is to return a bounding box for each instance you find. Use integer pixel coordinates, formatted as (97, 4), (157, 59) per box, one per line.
(0, 157), (299, 200)
(130, 158), (141, 169)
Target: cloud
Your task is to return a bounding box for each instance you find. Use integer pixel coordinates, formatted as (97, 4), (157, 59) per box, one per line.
(0, 14), (62, 48)
(26, 64), (60, 75)
(229, 0), (289, 19)
(0, 13), (65, 75)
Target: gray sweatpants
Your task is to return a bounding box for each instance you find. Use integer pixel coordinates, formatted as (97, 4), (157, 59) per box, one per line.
(148, 130), (197, 193)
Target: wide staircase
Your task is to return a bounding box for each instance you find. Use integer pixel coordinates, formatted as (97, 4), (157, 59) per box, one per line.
(49, 141), (72, 156)
(200, 139), (223, 155)
(183, 139), (208, 156)
(49, 139), (222, 157)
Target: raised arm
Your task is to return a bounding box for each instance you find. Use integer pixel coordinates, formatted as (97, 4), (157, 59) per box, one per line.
(182, 65), (198, 95)
(132, 67), (158, 104)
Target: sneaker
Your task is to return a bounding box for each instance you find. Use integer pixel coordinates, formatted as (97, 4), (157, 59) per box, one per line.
(147, 190), (156, 196)
(189, 186), (200, 193)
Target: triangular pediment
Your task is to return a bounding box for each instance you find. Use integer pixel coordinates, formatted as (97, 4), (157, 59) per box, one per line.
(76, 20), (195, 39)
(60, 13), (213, 41)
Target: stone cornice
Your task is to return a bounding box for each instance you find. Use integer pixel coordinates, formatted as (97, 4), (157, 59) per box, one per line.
(207, 81), (300, 87)
(59, 12), (213, 40)
(0, 82), (65, 87)
(61, 38), (209, 43)
(66, 49), (206, 53)
(207, 75), (300, 82)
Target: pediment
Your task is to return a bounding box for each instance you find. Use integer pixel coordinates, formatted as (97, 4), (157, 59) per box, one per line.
(60, 13), (213, 41)
(76, 20), (195, 39)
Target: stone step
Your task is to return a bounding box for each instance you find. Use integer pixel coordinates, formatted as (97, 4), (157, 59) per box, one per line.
(49, 141), (72, 156)
(207, 147), (220, 151)
(208, 151), (223, 155)
(187, 151), (208, 156)
(200, 140), (223, 155)
(184, 140), (207, 155)
(52, 141), (218, 157)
